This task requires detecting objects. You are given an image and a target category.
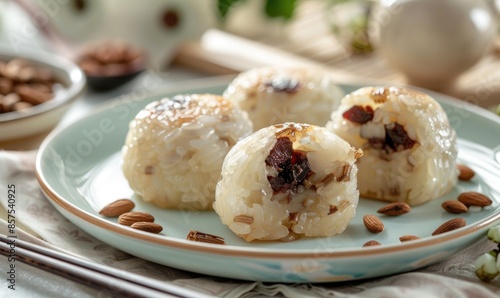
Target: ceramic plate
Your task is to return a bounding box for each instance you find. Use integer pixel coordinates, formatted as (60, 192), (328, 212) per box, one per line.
(36, 77), (500, 283)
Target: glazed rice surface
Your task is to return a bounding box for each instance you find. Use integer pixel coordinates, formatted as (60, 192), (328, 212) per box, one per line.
(223, 67), (344, 130)
(122, 94), (252, 210)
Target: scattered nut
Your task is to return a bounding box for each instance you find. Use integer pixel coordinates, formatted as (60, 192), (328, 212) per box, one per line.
(363, 214), (384, 233)
(99, 199), (135, 217)
(441, 200), (468, 214)
(362, 240), (381, 247)
(186, 230), (225, 245)
(457, 164), (475, 181)
(399, 235), (420, 242)
(458, 192), (492, 207)
(377, 202), (411, 216)
(131, 222), (163, 234)
(432, 218), (466, 236)
(118, 211), (154, 226)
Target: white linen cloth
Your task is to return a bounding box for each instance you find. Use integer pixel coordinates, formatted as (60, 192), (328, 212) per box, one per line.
(0, 150), (499, 298)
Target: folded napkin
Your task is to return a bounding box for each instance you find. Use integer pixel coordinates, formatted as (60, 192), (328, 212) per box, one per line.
(0, 150), (499, 298)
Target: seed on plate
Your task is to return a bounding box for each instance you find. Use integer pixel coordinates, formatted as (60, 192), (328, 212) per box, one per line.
(131, 222), (163, 234)
(377, 202), (411, 216)
(457, 164), (475, 181)
(99, 199), (135, 217)
(186, 230), (225, 245)
(234, 215), (254, 224)
(399, 235), (420, 242)
(118, 211), (154, 226)
(362, 240), (381, 247)
(441, 200), (468, 214)
(363, 214), (384, 233)
(432, 218), (466, 236)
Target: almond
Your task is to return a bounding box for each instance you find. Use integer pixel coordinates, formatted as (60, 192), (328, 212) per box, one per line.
(457, 164), (475, 181)
(363, 214), (384, 233)
(131, 222), (163, 234)
(432, 218), (466, 236)
(457, 192), (492, 207)
(118, 211), (154, 226)
(362, 240), (381, 247)
(441, 200), (468, 213)
(377, 202), (411, 216)
(399, 234), (420, 242)
(99, 199), (135, 217)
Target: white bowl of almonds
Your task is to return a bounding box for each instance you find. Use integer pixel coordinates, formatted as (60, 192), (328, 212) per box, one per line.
(0, 47), (86, 150)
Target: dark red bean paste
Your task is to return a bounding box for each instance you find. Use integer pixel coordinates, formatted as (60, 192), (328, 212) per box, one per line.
(342, 105), (374, 124)
(265, 137), (313, 194)
(343, 105), (416, 152)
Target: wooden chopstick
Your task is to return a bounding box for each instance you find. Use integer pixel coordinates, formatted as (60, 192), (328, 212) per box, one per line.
(0, 234), (212, 298)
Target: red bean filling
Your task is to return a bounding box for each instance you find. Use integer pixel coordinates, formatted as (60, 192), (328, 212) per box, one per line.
(342, 105), (374, 124)
(343, 105), (416, 152)
(266, 137), (313, 194)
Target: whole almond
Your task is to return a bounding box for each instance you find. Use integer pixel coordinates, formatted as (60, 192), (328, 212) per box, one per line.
(118, 211), (154, 226)
(131, 222), (163, 234)
(377, 202), (411, 216)
(363, 214), (384, 233)
(362, 240), (381, 247)
(399, 235), (420, 242)
(457, 164), (475, 181)
(441, 200), (468, 213)
(432, 218), (466, 236)
(457, 192), (492, 207)
(99, 199), (135, 217)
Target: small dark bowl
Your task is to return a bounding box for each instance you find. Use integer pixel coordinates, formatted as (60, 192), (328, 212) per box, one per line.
(85, 67), (145, 92)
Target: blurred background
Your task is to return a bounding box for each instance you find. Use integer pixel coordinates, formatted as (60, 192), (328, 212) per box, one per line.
(1, 0), (500, 149)
(3, 0), (500, 95)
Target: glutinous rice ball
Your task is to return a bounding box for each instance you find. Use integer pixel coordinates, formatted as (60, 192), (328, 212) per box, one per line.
(214, 122), (362, 241)
(122, 94), (253, 210)
(326, 86), (458, 205)
(223, 67), (344, 130)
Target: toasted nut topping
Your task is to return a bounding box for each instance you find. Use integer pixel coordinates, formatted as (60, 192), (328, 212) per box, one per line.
(99, 199), (135, 217)
(329, 205), (338, 215)
(354, 149), (363, 159)
(362, 240), (381, 247)
(338, 200), (350, 212)
(371, 87), (388, 103)
(457, 192), (492, 207)
(315, 173), (335, 189)
(234, 215), (254, 224)
(363, 214), (384, 233)
(131, 222), (163, 234)
(457, 164), (475, 181)
(118, 211), (154, 226)
(336, 164), (352, 182)
(441, 200), (468, 214)
(186, 230), (225, 245)
(144, 165), (154, 175)
(432, 218), (466, 236)
(377, 202), (411, 216)
(399, 235), (420, 242)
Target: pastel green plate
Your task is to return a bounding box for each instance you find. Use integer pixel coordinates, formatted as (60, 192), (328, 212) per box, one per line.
(36, 76), (500, 283)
